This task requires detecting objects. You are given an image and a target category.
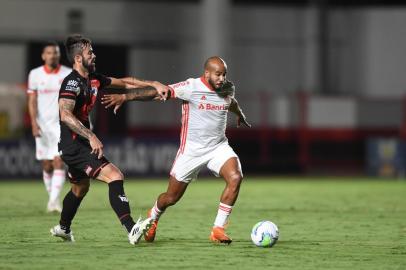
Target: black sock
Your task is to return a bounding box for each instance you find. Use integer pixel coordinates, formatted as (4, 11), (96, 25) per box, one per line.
(59, 190), (84, 233)
(108, 180), (135, 233)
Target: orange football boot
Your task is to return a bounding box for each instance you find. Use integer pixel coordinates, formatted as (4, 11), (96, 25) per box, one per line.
(144, 209), (158, 242)
(210, 226), (232, 244)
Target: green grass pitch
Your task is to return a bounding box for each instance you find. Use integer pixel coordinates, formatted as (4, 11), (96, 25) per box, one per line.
(0, 178), (405, 269)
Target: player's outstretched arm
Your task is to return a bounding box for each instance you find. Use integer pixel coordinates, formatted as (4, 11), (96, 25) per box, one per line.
(229, 97), (251, 128)
(101, 87), (167, 114)
(59, 98), (104, 159)
(108, 77), (169, 100)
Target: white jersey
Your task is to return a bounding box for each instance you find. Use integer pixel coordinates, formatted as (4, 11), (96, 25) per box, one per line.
(169, 77), (234, 156)
(27, 65), (71, 130)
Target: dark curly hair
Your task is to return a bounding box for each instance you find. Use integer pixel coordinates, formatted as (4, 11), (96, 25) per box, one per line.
(65, 34), (91, 64)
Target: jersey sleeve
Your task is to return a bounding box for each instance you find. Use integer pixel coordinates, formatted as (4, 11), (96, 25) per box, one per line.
(59, 78), (80, 101)
(27, 70), (37, 94)
(168, 79), (193, 101)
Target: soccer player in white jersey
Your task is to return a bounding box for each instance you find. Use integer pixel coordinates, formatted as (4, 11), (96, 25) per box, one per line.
(102, 56), (250, 244)
(27, 41), (71, 212)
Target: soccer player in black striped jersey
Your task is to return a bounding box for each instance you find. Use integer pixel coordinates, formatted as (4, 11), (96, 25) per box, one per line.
(50, 34), (169, 245)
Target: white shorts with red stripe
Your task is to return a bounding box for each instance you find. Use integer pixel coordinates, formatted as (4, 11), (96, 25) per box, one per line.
(170, 142), (242, 183)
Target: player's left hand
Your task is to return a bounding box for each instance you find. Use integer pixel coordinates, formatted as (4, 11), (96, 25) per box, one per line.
(237, 113), (251, 128)
(31, 122), (41, 137)
(101, 94), (126, 114)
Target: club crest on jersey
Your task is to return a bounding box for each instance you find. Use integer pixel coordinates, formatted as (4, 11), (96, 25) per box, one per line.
(90, 79), (100, 96)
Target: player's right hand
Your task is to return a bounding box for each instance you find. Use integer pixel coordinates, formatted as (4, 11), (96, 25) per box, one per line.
(153, 82), (170, 101)
(89, 134), (104, 159)
(31, 123), (41, 137)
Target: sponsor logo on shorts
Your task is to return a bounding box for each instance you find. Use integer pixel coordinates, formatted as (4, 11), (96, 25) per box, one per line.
(84, 165), (93, 176)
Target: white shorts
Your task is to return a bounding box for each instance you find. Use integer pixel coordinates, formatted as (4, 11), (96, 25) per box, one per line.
(170, 143), (242, 183)
(35, 128), (60, 160)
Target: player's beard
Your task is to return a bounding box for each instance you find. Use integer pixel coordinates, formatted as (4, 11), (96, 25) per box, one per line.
(208, 78), (223, 90)
(48, 60), (59, 69)
(82, 58), (96, 73)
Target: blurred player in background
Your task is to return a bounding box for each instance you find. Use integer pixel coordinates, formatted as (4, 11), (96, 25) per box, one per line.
(102, 56), (251, 244)
(50, 34), (169, 245)
(27, 41), (71, 213)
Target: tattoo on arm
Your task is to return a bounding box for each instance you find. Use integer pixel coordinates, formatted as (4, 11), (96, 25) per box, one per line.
(59, 98), (94, 140)
(126, 87), (159, 101)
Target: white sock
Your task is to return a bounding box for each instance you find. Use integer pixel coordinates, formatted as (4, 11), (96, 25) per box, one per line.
(43, 171), (52, 196)
(149, 201), (163, 221)
(49, 169), (66, 204)
(214, 202), (233, 228)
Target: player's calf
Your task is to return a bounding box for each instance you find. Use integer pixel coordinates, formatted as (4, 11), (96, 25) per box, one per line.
(108, 180), (137, 233)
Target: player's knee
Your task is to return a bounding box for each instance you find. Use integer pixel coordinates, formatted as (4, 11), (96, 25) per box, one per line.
(111, 170), (124, 181)
(53, 158), (64, 170)
(103, 171), (124, 182)
(109, 168), (124, 181)
(72, 185), (89, 198)
(42, 161), (53, 173)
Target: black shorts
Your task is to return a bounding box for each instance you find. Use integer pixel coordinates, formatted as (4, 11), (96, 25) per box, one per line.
(59, 140), (110, 183)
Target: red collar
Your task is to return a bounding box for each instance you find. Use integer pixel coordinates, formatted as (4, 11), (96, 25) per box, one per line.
(200, 76), (215, 91)
(43, 64), (61, 74)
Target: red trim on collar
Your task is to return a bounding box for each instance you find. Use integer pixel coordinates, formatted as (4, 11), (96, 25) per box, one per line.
(43, 64), (61, 74)
(200, 76), (215, 91)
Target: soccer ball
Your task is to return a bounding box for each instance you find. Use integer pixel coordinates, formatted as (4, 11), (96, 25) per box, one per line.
(251, 221), (279, 247)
